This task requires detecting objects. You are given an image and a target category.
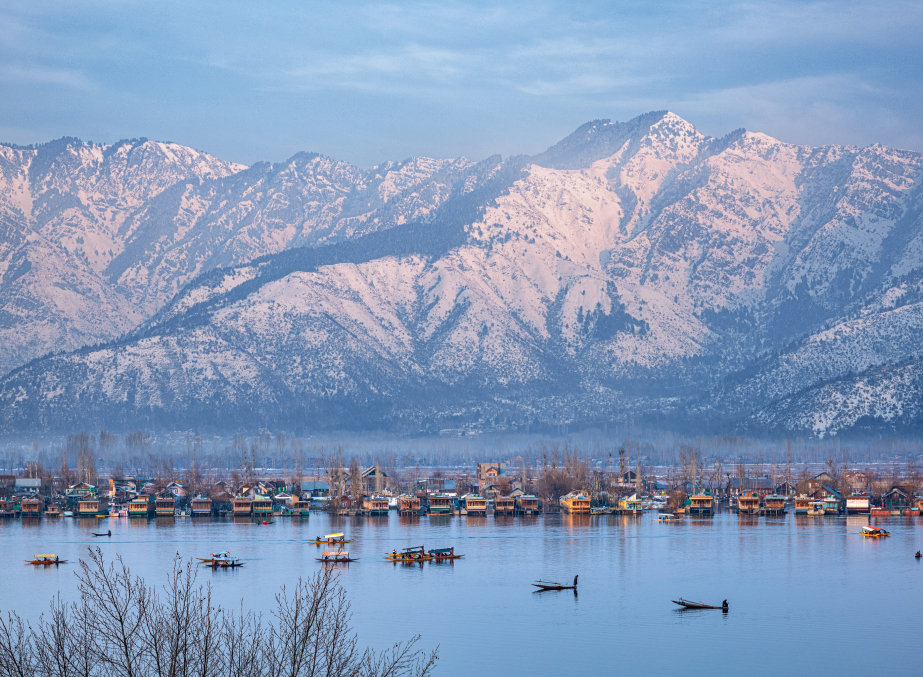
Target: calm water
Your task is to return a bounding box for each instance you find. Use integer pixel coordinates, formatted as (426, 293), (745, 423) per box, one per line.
(2, 511), (921, 674)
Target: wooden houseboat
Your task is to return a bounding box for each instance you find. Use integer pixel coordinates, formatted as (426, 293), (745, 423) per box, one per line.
(0, 498), (14, 517)
(762, 494), (786, 516)
(191, 496), (213, 517)
(429, 494), (453, 515)
(618, 494), (643, 515)
(560, 491), (591, 514)
(465, 494), (487, 516)
(737, 493), (761, 515)
(516, 495), (541, 515)
(128, 495), (154, 518)
(820, 493), (841, 515)
(687, 494), (714, 516)
(232, 497), (253, 516)
(252, 496), (273, 517)
(794, 496), (813, 514)
(362, 496), (390, 516)
(21, 496), (45, 517)
(399, 495), (422, 515)
(155, 496), (176, 517)
(79, 495), (109, 517)
(846, 493), (871, 514)
(494, 496), (515, 516)
(44, 504), (63, 517)
(292, 499), (312, 517)
(873, 487), (918, 516)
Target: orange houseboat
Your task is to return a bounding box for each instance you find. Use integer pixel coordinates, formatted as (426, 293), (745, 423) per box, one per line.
(155, 497), (176, 516)
(687, 494), (714, 516)
(465, 494), (487, 516)
(232, 497), (253, 516)
(762, 495), (786, 515)
(252, 496), (273, 517)
(363, 496), (390, 516)
(399, 495), (421, 515)
(128, 495), (154, 518)
(494, 496), (515, 515)
(560, 491), (591, 514)
(516, 495), (540, 515)
(79, 495), (109, 517)
(429, 494), (453, 515)
(191, 497), (213, 517)
(21, 496), (45, 517)
(794, 496), (813, 514)
(737, 494), (761, 515)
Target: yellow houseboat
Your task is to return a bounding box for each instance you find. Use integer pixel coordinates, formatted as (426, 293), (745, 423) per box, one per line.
(560, 491), (591, 514)
(687, 494), (714, 517)
(516, 495), (540, 515)
(737, 493), (761, 515)
(79, 495), (109, 517)
(191, 497), (213, 517)
(494, 496), (515, 516)
(252, 496), (273, 517)
(794, 496), (813, 515)
(429, 494), (453, 515)
(232, 497), (253, 516)
(465, 494), (487, 516)
(128, 495), (154, 518)
(618, 494), (643, 515)
(363, 496), (390, 516)
(762, 494), (786, 515)
(399, 495), (421, 515)
(155, 497), (175, 516)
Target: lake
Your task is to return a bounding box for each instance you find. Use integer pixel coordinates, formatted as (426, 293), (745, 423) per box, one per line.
(2, 510), (921, 674)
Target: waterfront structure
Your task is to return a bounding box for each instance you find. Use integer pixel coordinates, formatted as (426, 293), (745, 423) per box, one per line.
(155, 496), (176, 516)
(762, 495), (786, 515)
(618, 494), (643, 515)
(429, 493), (453, 515)
(362, 496), (389, 516)
(21, 495), (45, 517)
(128, 495), (154, 518)
(516, 494), (540, 515)
(737, 493), (761, 515)
(794, 496), (813, 514)
(494, 495), (515, 515)
(846, 492), (871, 514)
(398, 495), (422, 515)
(252, 495), (273, 517)
(560, 491), (591, 514)
(464, 494), (487, 516)
(232, 497), (253, 516)
(79, 495), (109, 517)
(191, 496), (213, 516)
(687, 494), (714, 516)
(874, 487), (918, 515)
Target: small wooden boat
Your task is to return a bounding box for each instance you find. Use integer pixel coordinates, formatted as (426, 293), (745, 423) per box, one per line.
(914, 551), (921, 558)
(197, 551), (232, 564)
(385, 546), (432, 562)
(532, 575), (578, 591)
(309, 532), (353, 545)
(428, 547), (464, 561)
(204, 557), (243, 569)
(92, 530), (112, 537)
(318, 551), (359, 563)
(26, 554), (66, 565)
(655, 513), (679, 521)
(861, 526), (890, 538)
(673, 598), (728, 611)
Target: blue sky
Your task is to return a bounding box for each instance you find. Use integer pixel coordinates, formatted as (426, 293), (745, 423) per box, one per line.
(1, 0), (921, 167)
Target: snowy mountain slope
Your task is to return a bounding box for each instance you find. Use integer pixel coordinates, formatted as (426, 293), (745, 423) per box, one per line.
(4, 111), (923, 435)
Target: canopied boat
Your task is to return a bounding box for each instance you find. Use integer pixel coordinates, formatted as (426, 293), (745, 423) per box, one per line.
(385, 546), (432, 562)
(309, 532), (352, 545)
(204, 556), (243, 568)
(860, 526), (890, 538)
(428, 547), (464, 560)
(318, 551), (358, 563)
(26, 554), (66, 565)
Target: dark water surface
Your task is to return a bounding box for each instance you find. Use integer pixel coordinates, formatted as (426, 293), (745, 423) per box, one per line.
(2, 512), (921, 674)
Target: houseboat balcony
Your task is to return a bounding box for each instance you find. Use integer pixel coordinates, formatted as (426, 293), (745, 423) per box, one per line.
(398, 495), (421, 515)
(687, 494), (714, 516)
(465, 495), (487, 516)
(794, 496), (813, 514)
(846, 493), (871, 514)
(191, 498), (213, 516)
(79, 497), (109, 516)
(736, 494), (761, 515)
(232, 498), (253, 516)
(252, 497), (273, 515)
(363, 496), (390, 516)
(515, 495), (540, 515)
(560, 492), (591, 514)
(762, 495), (786, 515)
(155, 498), (176, 516)
(128, 496), (154, 518)
(494, 497), (515, 515)
(429, 495), (453, 515)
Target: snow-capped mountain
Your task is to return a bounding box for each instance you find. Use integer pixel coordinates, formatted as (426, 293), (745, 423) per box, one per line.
(3, 111), (923, 436)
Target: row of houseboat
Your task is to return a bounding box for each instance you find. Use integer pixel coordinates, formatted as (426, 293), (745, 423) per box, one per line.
(396, 493), (542, 516)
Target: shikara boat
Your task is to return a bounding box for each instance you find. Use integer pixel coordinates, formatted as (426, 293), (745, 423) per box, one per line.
(318, 551), (359, 563)
(385, 546), (432, 562)
(92, 530), (112, 537)
(673, 598), (728, 611)
(309, 532), (353, 545)
(915, 551), (921, 558)
(532, 575), (578, 591)
(203, 557), (243, 569)
(428, 547), (464, 561)
(197, 551), (233, 563)
(861, 526), (890, 538)
(26, 554), (66, 565)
